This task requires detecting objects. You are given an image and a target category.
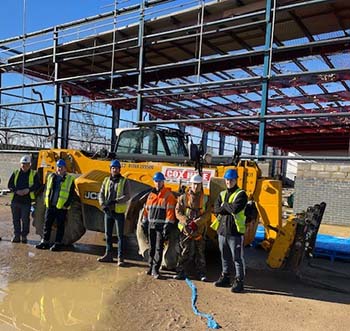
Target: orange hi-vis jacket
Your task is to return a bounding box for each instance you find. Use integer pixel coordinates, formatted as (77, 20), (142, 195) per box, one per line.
(143, 186), (177, 226)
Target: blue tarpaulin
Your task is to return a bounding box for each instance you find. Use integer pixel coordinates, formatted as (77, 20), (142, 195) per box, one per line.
(254, 225), (350, 262)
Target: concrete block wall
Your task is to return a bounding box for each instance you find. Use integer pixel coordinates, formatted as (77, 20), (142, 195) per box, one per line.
(0, 154), (24, 189)
(294, 163), (350, 225)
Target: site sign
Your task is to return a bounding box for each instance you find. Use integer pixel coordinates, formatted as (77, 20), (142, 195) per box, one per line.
(161, 166), (216, 189)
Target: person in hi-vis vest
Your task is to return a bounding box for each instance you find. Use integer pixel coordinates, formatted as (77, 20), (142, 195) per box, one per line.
(8, 155), (41, 243)
(98, 159), (131, 266)
(35, 159), (75, 251)
(213, 169), (248, 293)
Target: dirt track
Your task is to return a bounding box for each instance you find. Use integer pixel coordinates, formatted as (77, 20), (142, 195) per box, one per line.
(0, 194), (349, 331)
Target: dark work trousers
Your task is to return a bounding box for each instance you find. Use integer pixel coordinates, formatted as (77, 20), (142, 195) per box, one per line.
(43, 207), (67, 243)
(218, 234), (245, 281)
(11, 202), (31, 237)
(177, 232), (206, 275)
(148, 224), (165, 273)
(104, 212), (125, 259)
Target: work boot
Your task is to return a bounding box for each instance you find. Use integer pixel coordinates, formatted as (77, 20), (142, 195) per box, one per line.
(21, 236), (28, 244)
(11, 236), (20, 243)
(152, 268), (160, 279)
(173, 270), (186, 280)
(50, 243), (64, 252)
(214, 274), (231, 287)
(35, 241), (50, 250)
(97, 252), (113, 263)
(198, 273), (207, 282)
(231, 278), (244, 293)
(117, 258), (125, 267)
(152, 272), (160, 279)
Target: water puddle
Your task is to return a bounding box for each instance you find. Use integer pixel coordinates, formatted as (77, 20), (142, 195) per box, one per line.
(0, 266), (141, 331)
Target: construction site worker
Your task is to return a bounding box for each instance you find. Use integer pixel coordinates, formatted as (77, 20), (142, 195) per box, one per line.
(35, 159), (75, 251)
(97, 159), (131, 266)
(213, 168), (248, 293)
(174, 174), (210, 281)
(142, 172), (177, 279)
(8, 155), (40, 243)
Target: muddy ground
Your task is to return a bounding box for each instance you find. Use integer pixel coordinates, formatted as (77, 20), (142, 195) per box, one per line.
(0, 194), (349, 331)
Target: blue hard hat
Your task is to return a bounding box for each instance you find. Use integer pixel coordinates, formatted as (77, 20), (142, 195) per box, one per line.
(224, 169), (238, 180)
(110, 159), (121, 168)
(153, 172), (166, 182)
(56, 159), (66, 167)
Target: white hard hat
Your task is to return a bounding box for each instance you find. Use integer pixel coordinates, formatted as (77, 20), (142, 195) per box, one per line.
(20, 155), (31, 164)
(190, 174), (202, 184)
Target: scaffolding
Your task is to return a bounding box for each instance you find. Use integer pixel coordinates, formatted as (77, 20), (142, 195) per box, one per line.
(0, 0), (349, 160)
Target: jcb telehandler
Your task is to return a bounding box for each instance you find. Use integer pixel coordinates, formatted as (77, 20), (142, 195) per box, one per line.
(33, 126), (325, 270)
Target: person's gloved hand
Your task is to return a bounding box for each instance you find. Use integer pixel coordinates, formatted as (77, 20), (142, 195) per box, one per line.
(22, 188), (30, 195)
(187, 220), (198, 233)
(219, 202), (232, 215)
(103, 206), (111, 217)
(163, 222), (173, 240)
(16, 189), (24, 196)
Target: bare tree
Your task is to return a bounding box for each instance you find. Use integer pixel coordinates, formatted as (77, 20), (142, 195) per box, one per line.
(69, 107), (108, 152)
(28, 116), (52, 149)
(0, 107), (20, 149)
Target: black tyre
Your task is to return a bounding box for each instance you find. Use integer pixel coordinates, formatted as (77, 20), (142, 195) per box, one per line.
(136, 208), (149, 260)
(32, 193), (86, 245)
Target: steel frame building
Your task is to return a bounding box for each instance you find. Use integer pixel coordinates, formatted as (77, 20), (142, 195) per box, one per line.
(0, 0), (349, 160)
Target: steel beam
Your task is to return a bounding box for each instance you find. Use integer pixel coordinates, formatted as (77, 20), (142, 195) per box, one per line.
(259, 0), (276, 156)
(201, 131), (208, 153)
(53, 26), (60, 148)
(0, 125), (54, 131)
(219, 132), (225, 155)
(0, 72), (2, 125)
(250, 143), (257, 156)
(111, 105), (120, 152)
(61, 91), (71, 149)
(242, 154), (350, 161)
(237, 139), (243, 155)
(137, 109), (350, 125)
(137, 1), (146, 122)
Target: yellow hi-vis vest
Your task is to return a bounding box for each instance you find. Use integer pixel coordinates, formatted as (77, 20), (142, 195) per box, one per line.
(44, 173), (75, 209)
(103, 176), (127, 213)
(178, 191), (207, 232)
(10, 169), (36, 201)
(211, 188), (246, 234)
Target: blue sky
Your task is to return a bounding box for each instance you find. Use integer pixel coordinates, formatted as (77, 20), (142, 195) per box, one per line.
(0, 0), (111, 40)
(0, 1), (127, 150)
(0, 0), (235, 153)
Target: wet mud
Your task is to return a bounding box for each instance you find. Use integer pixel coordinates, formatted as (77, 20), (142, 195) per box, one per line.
(0, 195), (350, 331)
